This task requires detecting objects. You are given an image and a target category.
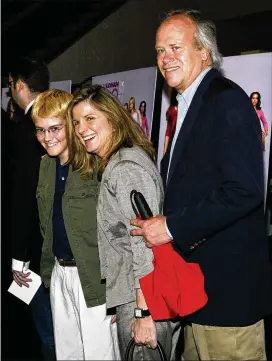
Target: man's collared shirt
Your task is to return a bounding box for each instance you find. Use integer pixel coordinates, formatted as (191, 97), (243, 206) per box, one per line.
(24, 99), (35, 115)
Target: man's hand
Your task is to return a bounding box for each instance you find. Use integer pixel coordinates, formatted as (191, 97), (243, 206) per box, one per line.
(131, 317), (157, 349)
(130, 215), (172, 247)
(12, 270), (32, 287)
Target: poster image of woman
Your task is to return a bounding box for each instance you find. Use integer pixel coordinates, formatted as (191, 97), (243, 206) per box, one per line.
(139, 101), (149, 137)
(163, 90), (178, 155)
(129, 96), (142, 126)
(250, 91), (268, 151)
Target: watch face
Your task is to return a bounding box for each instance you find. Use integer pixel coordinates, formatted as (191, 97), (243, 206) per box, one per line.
(135, 309), (142, 318)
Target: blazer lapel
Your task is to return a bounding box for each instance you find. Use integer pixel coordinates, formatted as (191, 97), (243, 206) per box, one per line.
(161, 125), (175, 189)
(166, 69), (219, 189)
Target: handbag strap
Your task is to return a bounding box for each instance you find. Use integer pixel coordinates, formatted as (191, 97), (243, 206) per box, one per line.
(124, 338), (167, 361)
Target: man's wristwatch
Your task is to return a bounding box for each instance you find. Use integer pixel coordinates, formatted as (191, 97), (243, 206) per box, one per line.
(134, 308), (151, 318)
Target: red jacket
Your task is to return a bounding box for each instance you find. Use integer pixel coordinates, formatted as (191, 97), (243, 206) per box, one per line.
(139, 243), (208, 320)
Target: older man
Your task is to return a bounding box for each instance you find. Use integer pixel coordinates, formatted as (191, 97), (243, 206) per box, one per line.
(131, 9), (272, 360)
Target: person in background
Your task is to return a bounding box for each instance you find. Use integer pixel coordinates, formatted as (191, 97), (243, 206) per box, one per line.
(124, 102), (129, 111)
(32, 89), (119, 361)
(129, 96), (142, 126)
(250, 91), (269, 151)
(131, 9), (272, 360)
(139, 100), (150, 137)
(7, 97), (24, 122)
(2, 106), (12, 282)
(68, 85), (177, 360)
(163, 90), (178, 155)
(8, 57), (55, 361)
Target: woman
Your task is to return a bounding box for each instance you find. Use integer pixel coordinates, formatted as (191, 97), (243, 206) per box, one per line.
(68, 86), (176, 360)
(32, 89), (119, 361)
(164, 90), (178, 155)
(250, 91), (268, 151)
(129, 96), (142, 126)
(139, 100), (150, 137)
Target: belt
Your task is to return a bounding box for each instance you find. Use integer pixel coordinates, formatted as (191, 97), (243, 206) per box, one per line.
(58, 259), (77, 267)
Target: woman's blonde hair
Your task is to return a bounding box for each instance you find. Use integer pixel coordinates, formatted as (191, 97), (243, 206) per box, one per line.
(32, 89), (93, 177)
(129, 96), (136, 111)
(67, 85), (156, 175)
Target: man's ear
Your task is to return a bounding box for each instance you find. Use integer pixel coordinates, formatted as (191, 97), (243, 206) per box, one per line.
(15, 78), (25, 92)
(201, 48), (208, 61)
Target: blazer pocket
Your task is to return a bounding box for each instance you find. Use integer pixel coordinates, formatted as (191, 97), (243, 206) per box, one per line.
(67, 185), (98, 232)
(36, 187), (48, 227)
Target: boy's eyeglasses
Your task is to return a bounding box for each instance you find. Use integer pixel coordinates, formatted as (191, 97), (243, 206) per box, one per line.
(35, 125), (66, 139)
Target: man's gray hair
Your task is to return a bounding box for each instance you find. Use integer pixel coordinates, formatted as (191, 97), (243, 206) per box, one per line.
(164, 9), (223, 69)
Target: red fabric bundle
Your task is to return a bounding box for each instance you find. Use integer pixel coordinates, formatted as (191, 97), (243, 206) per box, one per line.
(139, 243), (208, 320)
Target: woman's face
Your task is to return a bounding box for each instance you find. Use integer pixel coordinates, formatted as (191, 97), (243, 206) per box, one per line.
(140, 102), (145, 114)
(72, 101), (113, 158)
(251, 94), (259, 107)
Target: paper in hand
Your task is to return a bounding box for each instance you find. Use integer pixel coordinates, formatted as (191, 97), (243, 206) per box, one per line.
(8, 269), (42, 305)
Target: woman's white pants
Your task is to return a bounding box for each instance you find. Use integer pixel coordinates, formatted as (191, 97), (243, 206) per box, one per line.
(50, 261), (120, 360)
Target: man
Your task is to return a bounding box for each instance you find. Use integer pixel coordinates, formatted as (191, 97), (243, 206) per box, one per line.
(8, 58), (56, 360)
(131, 9), (272, 360)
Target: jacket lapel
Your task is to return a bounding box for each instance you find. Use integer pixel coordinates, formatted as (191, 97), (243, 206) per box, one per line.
(46, 158), (56, 218)
(166, 69), (219, 189)
(161, 126), (175, 189)
(40, 157), (56, 235)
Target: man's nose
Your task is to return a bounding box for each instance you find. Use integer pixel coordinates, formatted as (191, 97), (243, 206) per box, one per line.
(162, 50), (174, 64)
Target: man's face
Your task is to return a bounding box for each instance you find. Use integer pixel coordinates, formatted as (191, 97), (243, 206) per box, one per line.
(8, 73), (23, 108)
(8, 74), (17, 100)
(156, 15), (207, 93)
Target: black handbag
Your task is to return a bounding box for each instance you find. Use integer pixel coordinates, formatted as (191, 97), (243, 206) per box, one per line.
(124, 339), (167, 361)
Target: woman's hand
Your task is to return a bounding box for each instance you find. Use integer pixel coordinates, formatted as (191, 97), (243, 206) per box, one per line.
(131, 316), (157, 349)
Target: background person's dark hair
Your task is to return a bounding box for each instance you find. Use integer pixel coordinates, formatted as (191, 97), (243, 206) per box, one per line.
(139, 101), (146, 116)
(9, 57), (49, 93)
(250, 92), (262, 110)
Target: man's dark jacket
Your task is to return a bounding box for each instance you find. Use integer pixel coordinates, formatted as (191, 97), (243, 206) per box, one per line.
(161, 69), (272, 326)
(11, 106), (45, 273)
